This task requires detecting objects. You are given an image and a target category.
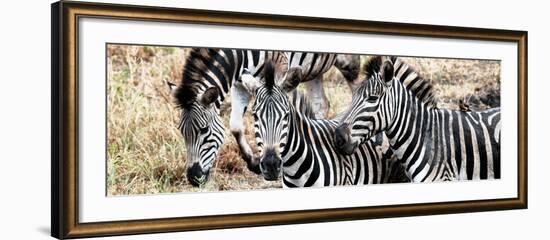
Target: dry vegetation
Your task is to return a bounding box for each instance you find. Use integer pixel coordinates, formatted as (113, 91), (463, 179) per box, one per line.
(401, 57), (500, 110)
(107, 45), (500, 195)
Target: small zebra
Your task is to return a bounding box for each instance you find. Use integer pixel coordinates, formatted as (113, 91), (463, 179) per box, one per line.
(167, 48), (359, 186)
(334, 56), (501, 182)
(241, 61), (409, 187)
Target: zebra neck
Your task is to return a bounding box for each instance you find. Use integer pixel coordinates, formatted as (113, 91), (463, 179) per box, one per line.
(282, 105), (401, 186)
(281, 105), (344, 187)
(384, 83), (438, 176)
(385, 83), (427, 147)
(281, 105), (310, 166)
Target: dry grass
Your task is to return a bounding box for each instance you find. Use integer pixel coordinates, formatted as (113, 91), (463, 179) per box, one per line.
(398, 57), (500, 110)
(107, 45), (500, 195)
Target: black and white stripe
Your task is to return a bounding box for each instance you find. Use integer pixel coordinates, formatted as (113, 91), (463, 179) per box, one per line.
(174, 48), (285, 108)
(287, 52), (338, 82)
(244, 61), (409, 187)
(335, 56), (501, 182)
(170, 48), (286, 186)
(170, 48), (357, 186)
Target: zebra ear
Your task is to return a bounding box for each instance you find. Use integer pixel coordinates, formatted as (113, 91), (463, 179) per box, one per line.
(280, 67), (303, 92)
(240, 72), (260, 94)
(166, 81), (178, 95)
(381, 60), (394, 86)
(200, 87), (219, 107)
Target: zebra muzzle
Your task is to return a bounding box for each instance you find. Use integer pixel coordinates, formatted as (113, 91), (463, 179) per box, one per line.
(335, 123), (357, 155)
(260, 151), (282, 181)
(187, 162), (210, 187)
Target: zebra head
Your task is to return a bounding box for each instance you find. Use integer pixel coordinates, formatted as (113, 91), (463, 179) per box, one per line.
(241, 61), (303, 181)
(335, 56), (395, 155)
(167, 84), (225, 187)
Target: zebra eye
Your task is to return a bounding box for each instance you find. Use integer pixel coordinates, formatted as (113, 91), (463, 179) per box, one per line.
(283, 112), (290, 121)
(199, 126), (209, 134)
(366, 95), (379, 103)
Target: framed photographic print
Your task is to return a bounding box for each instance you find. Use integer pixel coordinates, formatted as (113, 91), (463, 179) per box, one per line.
(51, 1), (527, 239)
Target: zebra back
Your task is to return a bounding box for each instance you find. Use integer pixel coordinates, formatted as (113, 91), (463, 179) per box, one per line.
(174, 48), (286, 109)
(287, 52), (337, 82)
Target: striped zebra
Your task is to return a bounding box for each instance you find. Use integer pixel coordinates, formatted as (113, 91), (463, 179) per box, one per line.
(334, 56), (501, 182)
(167, 48), (359, 186)
(287, 53), (360, 118)
(168, 48), (286, 186)
(241, 61), (410, 187)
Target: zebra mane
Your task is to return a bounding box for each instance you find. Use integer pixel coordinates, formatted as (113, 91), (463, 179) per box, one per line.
(364, 56), (438, 108)
(174, 48), (220, 109)
(364, 56), (384, 78)
(173, 86), (197, 109)
(264, 60), (276, 91)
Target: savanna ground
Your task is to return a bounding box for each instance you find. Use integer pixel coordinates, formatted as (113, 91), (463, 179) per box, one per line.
(107, 44), (500, 195)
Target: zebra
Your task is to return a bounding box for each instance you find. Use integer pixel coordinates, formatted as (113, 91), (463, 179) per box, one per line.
(334, 56), (501, 182)
(287, 52), (360, 118)
(167, 48), (360, 186)
(241, 60), (410, 187)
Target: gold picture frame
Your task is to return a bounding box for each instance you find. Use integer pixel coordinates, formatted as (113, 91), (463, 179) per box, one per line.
(51, 1), (527, 239)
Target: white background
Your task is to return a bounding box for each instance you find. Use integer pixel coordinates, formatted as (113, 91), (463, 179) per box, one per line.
(0, 0), (547, 239)
(79, 17), (518, 222)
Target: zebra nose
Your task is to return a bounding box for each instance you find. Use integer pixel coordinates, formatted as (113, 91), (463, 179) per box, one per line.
(335, 123), (351, 148)
(187, 162), (209, 187)
(260, 152), (282, 181)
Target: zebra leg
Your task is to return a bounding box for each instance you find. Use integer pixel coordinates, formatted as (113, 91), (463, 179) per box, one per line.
(334, 54), (361, 91)
(230, 84), (261, 174)
(304, 77), (330, 119)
